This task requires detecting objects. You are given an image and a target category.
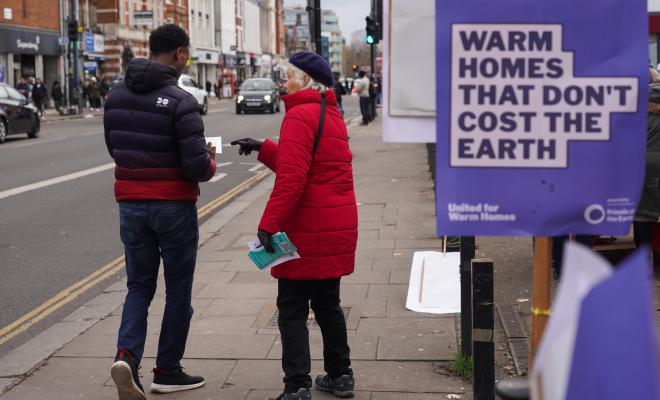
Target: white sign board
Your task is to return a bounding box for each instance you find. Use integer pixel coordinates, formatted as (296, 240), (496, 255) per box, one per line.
(382, 0), (436, 143)
(650, 0), (660, 13)
(3, 8), (12, 20)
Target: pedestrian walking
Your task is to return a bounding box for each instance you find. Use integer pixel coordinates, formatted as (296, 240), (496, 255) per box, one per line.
(51, 80), (63, 114)
(16, 77), (31, 101)
(232, 51), (358, 400)
(31, 78), (48, 118)
(332, 71), (347, 117)
(100, 77), (111, 103)
(205, 80), (212, 96)
(354, 70), (371, 125)
(104, 24), (217, 400)
(87, 77), (102, 111)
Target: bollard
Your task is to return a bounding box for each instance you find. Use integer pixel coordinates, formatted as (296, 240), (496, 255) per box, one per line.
(460, 236), (476, 356)
(472, 258), (495, 400)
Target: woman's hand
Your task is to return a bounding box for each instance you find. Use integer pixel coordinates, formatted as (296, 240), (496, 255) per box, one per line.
(231, 138), (263, 156)
(257, 229), (275, 253)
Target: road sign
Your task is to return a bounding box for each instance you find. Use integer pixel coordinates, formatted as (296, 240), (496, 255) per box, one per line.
(58, 36), (69, 46)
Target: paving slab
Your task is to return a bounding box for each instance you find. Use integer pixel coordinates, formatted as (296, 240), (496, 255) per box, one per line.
(188, 315), (258, 335)
(356, 317), (456, 337)
(0, 320), (97, 378)
(196, 283), (278, 299)
(377, 334), (456, 361)
(343, 270), (391, 285)
(202, 298), (272, 316)
(351, 361), (465, 393)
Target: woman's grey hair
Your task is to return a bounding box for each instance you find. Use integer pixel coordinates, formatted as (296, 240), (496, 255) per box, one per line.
(286, 64), (327, 92)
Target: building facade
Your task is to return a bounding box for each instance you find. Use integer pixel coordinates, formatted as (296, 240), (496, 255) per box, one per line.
(96, 0), (166, 77)
(243, 0), (261, 79)
(0, 0), (63, 87)
(260, 0), (276, 78)
(283, 5), (310, 56)
(321, 10), (342, 74)
(188, 0), (219, 87)
(165, 0), (189, 29)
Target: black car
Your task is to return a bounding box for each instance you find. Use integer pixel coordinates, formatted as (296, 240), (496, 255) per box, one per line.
(236, 78), (281, 114)
(0, 83), (40, 143)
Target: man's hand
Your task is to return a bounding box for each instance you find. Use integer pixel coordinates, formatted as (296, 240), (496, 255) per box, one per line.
(206, 142), (217, 159)
(231, 138), (263, 156)
(257, 229), (275, 253)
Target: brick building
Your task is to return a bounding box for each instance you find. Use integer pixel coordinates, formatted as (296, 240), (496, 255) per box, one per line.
(165, 0), (188, 29)
(95, 0), (166, 77)
(0, 0), (63, 87)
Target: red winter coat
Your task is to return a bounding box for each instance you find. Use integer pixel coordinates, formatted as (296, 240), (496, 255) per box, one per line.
(258, 89), (358, 280)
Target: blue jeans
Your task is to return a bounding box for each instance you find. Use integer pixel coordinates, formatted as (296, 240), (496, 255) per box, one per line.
(117, 200), (199, 369)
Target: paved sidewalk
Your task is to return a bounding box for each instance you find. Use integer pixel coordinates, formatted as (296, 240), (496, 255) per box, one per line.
(0, 119), (471, 399)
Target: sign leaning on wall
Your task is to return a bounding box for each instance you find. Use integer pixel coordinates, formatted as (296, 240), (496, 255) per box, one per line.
(435, 0), (648, 236)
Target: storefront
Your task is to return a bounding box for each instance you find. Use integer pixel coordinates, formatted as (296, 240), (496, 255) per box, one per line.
(193, 49), (220, 92)
(219, 54), (239, 98)
(0, 25), (61, 87)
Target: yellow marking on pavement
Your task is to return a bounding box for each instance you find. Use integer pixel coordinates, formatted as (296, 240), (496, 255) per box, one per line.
(0, 170), (270, 347)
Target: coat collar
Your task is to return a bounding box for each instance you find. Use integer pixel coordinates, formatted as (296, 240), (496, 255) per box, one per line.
(282, 89), (337, 112)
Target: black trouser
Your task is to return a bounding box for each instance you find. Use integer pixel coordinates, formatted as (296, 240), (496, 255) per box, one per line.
(633, 221), (653, 248)
(277, 278), (351, 393)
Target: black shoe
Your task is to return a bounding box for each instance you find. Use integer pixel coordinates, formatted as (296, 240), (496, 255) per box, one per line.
(269, 388), (312, 400)
(111, 349), (146, 400)
(315, 372), (354, 398)
(150, 367), (205, 393)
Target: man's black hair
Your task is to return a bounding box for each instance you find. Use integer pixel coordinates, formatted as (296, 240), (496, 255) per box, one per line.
(149, 24), (190, 55)
(358, 70), (366, 78)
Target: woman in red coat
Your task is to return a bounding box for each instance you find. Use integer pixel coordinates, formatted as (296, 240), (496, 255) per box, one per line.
(232, 52), (358, 400)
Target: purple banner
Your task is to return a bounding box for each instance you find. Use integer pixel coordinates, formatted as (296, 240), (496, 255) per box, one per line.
(435, 0), (648, 236)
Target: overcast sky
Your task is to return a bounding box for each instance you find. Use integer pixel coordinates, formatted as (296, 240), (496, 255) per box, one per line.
(283, 0), (371, 41)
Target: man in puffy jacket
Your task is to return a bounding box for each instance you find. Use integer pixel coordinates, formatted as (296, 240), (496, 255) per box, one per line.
(104, 24), (216, 400)
(232, 52), (358, 400)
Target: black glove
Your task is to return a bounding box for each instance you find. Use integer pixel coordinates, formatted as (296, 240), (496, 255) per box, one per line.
(257, 229), (275, 253)
(231, 138), (263, 156)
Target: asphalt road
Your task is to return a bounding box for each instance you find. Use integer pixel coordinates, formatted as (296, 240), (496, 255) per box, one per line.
(0, 95), (360, 358)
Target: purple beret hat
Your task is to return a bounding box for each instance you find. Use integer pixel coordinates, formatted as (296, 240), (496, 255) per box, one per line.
(288, 51), (334, 87)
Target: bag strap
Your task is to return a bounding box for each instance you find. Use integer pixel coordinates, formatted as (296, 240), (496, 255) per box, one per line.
(312, 92), (326, 158)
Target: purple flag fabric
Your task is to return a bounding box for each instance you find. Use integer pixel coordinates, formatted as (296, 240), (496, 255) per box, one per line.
(565, 248), (660, 400)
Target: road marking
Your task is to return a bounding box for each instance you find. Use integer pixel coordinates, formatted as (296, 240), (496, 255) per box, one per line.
(0, 255), (126, 347)
(218, 162), (233, 167)
(248, 164), (263, 172)
(0, 163), (115, 201)
(0, 170), (271, 347)
(12, 137), (67, 148)
(209, 172), (228, 183)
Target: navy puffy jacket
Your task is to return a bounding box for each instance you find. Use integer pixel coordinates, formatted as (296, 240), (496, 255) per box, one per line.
(104, 58), (216, 202)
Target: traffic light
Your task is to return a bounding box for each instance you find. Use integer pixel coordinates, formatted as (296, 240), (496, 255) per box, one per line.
(67, 20), (78, 42)
(365, 16), (380, 45)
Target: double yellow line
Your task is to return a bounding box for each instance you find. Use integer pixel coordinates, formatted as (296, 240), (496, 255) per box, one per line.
(0, 170), (270, 347)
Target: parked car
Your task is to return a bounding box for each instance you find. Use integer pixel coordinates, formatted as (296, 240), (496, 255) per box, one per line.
(177, 74), (208, 115)
(235, 78), (281, 114)
(0, 83), (40, 143)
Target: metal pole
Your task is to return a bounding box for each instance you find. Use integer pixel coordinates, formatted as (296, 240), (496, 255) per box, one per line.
(314, 0), (321, 55)
(369, 42), (375, 119)
(460, 236), (476, 356)
(472, 258), (495, 400)
(71, 0), (81, 113)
